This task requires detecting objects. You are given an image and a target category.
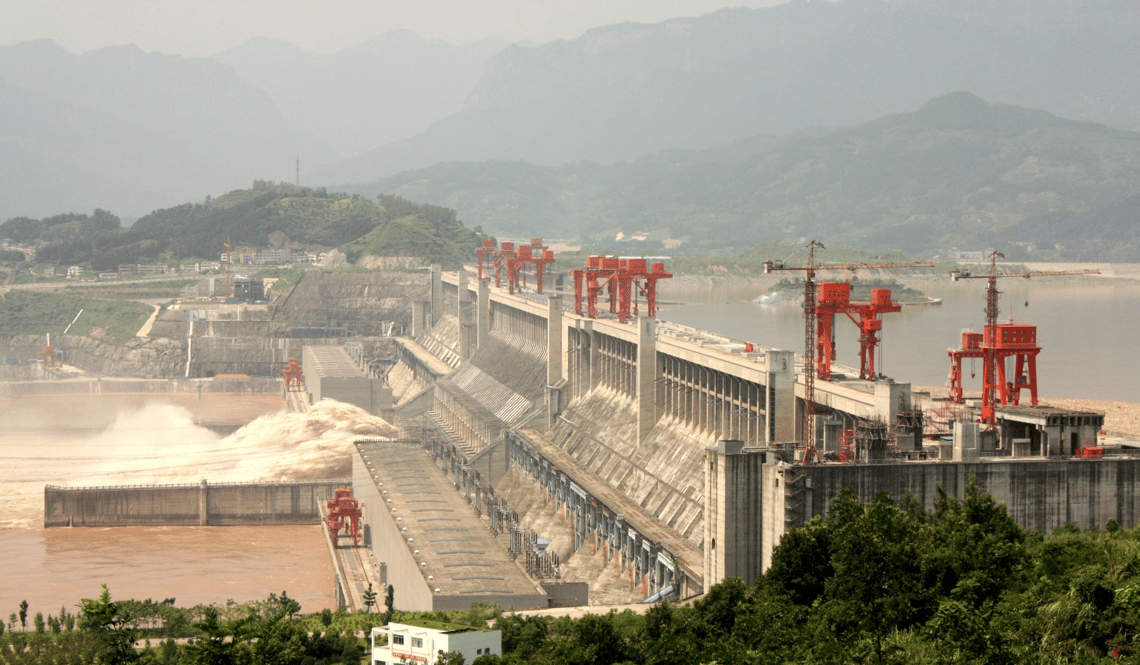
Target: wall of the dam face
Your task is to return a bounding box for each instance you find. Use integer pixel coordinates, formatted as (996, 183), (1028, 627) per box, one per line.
(44, 480), (350, 528)
(796, 458), (1140, 533)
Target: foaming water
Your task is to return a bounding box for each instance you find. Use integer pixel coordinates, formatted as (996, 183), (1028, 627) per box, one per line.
(1, 396), (396, 528)
(0, 393), (394, 613)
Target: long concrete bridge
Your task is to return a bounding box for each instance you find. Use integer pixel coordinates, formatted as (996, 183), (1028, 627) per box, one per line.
(376, 266), (1118, 601)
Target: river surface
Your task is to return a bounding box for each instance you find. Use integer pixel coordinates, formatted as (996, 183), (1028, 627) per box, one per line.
(657, 280), (1140, 403)
(1, 394), (397, 618)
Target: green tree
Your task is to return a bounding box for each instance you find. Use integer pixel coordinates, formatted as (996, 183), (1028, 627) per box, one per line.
(183, 606), (254, 665)
(362, 583), (377, 614)
(79, 585), (140, 664)
(815, 490), (925, 663)
(34, 611), (44, 633)
(319, 608), (333, 627)
(19, 599), (28, 631)
(383, 585), (394, 625)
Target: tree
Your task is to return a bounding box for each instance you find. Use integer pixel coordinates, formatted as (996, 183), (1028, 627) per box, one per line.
(319, 608), (333, 627)
(19, 599), (28, 631)
(79, 585), (140, 664)
(34, 611), (44, 633)
(278, 590), (301, 619)
(183, 606), (254, 665)
(362, 583), (377, 614)
(383, 585), (394, 625)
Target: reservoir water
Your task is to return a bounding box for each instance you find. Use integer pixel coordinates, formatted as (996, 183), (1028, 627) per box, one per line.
(658, 280), (1140, 403)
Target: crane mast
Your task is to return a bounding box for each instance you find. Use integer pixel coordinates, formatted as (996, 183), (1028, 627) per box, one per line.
(764, 242), (933, 462)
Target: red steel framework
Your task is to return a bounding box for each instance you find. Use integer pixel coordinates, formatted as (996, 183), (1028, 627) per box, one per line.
(763, 241), (932, 463)
(475, 238), (555, 294)
(282, 358), (303, 391)
(324, 487), (363, 548)
(949, 251), (1098, 428)
(571, 257), (672, 323)
(814, 282), (903, 381)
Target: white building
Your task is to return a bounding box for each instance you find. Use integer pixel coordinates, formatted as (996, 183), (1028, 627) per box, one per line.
(371, 622), (501, 665)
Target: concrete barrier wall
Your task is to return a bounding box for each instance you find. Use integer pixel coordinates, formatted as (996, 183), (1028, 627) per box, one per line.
(44, 480), (351, 528)
(2, 377), (282, 397)
(800, 458), (1140, 533)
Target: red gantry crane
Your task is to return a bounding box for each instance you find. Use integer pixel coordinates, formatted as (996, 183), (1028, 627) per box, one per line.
(948, 251), (1099, 428)
(763, 241), (933, 462)
(506, 239), (556, 295)
(572, 257), (672, 323)
(325, 488), (363, 547)
(475, 239), (556, 294)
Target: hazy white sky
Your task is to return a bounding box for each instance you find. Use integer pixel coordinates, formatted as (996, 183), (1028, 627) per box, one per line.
(1, 0), (790, 57)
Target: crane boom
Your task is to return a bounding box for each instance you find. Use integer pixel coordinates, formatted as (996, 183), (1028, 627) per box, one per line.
(950, 251), (1099, 427)
(763, 242), (933, 462)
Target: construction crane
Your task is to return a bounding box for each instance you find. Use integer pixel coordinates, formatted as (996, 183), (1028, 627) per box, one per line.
(763, 241), (933, 462)
(949, 251), (1099, 428)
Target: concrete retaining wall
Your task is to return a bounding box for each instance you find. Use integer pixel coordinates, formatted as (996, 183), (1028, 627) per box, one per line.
(44, 479), (350, 528)
(1, 377), (282, 397)
(799, 458), (1140, 534)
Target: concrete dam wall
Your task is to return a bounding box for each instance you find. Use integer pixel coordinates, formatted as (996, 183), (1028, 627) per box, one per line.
(0, 377), (282, 398)
(44, 479), (351, 528)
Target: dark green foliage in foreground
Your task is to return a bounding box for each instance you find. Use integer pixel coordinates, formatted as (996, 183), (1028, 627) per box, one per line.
(8, 486), (1140, 664)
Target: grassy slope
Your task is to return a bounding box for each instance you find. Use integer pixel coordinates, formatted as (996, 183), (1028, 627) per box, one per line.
(0, 290), (152, 343)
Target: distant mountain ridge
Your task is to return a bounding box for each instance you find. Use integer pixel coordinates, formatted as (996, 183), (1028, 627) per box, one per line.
(0, 39), (332, 220)
(212, 32), (510, 158)
(348, 93), (1140, 261)
(314, 0), (1140, 186)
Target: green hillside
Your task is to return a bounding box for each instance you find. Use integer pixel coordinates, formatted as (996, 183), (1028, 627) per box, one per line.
(0, 182), (481, 270)
(353, 93), (1140, 261)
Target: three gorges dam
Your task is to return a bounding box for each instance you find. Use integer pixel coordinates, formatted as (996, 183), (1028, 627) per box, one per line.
(46, 257), (1137, 610)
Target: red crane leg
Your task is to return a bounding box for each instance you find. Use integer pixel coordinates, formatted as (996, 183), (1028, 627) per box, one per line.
(815, 312), (835, 381)
(574, 271), (584, 314)
(1026, 352), (1039, 405)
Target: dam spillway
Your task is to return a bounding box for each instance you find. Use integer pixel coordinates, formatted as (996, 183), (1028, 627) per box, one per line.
(379, 266), (1118, 600)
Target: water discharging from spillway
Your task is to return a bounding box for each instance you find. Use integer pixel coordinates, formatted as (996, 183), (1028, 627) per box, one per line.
(0, 394), (397, 612)
(1, 396), (398, 529)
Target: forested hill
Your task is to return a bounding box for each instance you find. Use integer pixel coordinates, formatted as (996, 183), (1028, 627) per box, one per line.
(352, 93), (1140, 261)
(0, 183), (481, 270)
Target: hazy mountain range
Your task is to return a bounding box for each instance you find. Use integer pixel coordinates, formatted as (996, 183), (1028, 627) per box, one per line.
(211, 31), (509, 157)
(317, 0), (1140, 185)
(2, 0), (1139, 257)
(349, 92), (1140, 261)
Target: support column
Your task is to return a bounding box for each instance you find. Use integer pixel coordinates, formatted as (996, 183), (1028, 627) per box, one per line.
(546, 295), (564, 426)
(766, 349), (796, 443)
(457, 270), (474, 360)
(477, 277), (490, 350)
(430, 263), (442, 326)
(411, 300), (430, 337)
(198, 479), (208, 526)
(637, 315), (657, 446)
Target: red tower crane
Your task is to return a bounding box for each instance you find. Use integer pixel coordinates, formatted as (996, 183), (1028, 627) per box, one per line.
(763, 242), (932, 462)
(948, 251), (1098, 427)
